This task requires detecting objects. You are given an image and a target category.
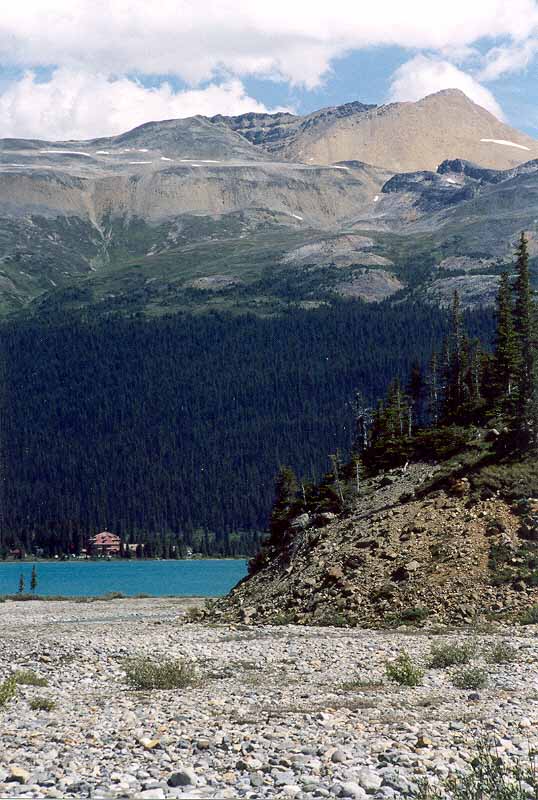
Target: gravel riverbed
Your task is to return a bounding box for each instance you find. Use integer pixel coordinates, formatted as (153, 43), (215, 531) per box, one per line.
(1, 597), (537, 799)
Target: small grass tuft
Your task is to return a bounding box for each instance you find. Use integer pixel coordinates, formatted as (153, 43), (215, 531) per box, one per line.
(12, 670), (48, 687)
(98, 591), (125, 601)
(428, 641), (476, 669)
(340, 676), (385, 691)
(385, 652), (424, 687)
(452, 666), (489, 690)
(388, 606), (431, 626)
(417, 737), (538, 799)
(29, 697), (56, 711)
(122, 657), (198, 690)
(0, 677), (16, 707)
(520, 605), (538, 625)
(185, 607), (205, 623)
(485, 641), (520, 664)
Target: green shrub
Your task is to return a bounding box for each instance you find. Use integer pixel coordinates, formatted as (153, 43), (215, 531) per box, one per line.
(272, 611), (295, 625)
(385, 652), (424, 687)
(12, 670), (48, 687)
(340, 676), (385, 691)
(122, 657), (198, 690)
(417, 738), (538, 799)
(315, 611), (350, 628)
(397, 606), (431, 624)
(471, 455), (538, 501)
(185, 607), (204, 622)
(0, 677), (16, 707)
(520, 605), (538, 625)
(29, 697), (56, 711)
(428, 641), (476, 669)
(412, 426), (474, 462)
(452, 666), (489, 690)
(485, 641), (519, 664)
(98, 591), (125, 601)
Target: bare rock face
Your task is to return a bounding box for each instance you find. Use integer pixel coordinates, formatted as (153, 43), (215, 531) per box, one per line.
(336, 269), (404, 302)
(224, 90), (538, 172)
(426, 275), (504, 309)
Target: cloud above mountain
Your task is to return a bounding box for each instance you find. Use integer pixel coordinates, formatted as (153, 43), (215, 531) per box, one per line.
(389, 56), (505, 119)
(0, 70), (273, 139)
(1, 0), (538, 137)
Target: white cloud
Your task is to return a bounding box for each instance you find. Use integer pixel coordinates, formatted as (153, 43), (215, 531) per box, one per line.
(388, 55), (505, 119)
(479, 38), (538, 80)
(0, 70), (275, 140)
(1, 1), (538, 88)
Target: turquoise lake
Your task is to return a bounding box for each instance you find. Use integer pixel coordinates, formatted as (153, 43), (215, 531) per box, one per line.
(0, 559), (247, 598)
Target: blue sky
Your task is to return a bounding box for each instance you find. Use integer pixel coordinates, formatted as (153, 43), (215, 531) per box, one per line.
(1, 1), (538, 139)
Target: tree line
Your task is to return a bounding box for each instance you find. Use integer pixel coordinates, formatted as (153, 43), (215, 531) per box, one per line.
(264, 234), (537, 564)
(0, 297), (495, 558)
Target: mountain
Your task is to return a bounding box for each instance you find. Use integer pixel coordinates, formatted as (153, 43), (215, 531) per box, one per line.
(216, 90), (538, 171)
(0, 89), (536, 319)
(2, 90), (537, 559)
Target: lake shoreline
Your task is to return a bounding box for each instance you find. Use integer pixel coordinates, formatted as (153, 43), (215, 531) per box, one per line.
(0, 559), (247, 598)
(2, 556), (248, 563)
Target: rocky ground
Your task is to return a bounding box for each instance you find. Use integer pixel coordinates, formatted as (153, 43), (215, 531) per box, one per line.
(1, 597), (538, 799)
(214, 461), (538, 628)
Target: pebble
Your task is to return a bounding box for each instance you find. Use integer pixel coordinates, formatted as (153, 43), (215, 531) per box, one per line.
(167, 768), (197, 787)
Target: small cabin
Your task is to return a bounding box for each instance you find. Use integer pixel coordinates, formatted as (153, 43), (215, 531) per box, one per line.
(90, 531), (121, 556)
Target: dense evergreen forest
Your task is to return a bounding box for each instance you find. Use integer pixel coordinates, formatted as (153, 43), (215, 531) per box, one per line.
(0, 299), (495, 558)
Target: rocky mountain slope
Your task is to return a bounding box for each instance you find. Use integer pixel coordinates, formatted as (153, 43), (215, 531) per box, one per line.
(217, 90), (538, 171)
(212, 455), (538, 627)
(0, 89), (537, 318)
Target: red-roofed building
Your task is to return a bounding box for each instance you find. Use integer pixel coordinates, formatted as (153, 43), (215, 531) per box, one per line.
(90, 531), (121, 556)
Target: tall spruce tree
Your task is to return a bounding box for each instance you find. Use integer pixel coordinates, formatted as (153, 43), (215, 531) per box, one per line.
(493, 271), (518, 408)
(407, 361), (425, 427)
(268, 466), (298, 547)
(513, 233), (537, 444)
(442, 291), (465, 420)
(427, 352), (440, 425)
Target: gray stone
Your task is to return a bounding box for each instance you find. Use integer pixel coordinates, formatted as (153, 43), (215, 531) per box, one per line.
(331, 750), (347, 763)
(7, 767), (30, 785)
(340, 782), (367, 799)
(167, 768), (196, 787)
(358, 768), (382, 793)
(274, 770), (296, 786)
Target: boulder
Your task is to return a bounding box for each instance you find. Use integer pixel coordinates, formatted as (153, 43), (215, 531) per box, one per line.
(167, 768), (197, 787)
(7, 767), (30, 785)
(290, 513), (311, 530)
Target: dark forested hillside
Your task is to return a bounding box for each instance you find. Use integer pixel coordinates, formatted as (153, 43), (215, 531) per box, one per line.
(0, 301), (495, 557)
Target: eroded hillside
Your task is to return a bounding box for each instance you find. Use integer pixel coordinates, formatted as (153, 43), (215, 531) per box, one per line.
(213, 457), (538, 627)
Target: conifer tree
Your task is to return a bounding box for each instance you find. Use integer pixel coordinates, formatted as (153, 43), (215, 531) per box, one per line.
(493, 271), (518, 408)
(407, 361), (425, 426)
(459, 336), (484, 416)
(513, 232), (537, 443)
(443, 291), (465, 420)
(268, 466), (298, 546)
(427, 352), (440, 425)
(352, 392), (372, 455)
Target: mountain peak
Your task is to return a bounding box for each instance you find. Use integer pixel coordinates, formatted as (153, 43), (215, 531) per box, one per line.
(244, 89), (537, 171)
